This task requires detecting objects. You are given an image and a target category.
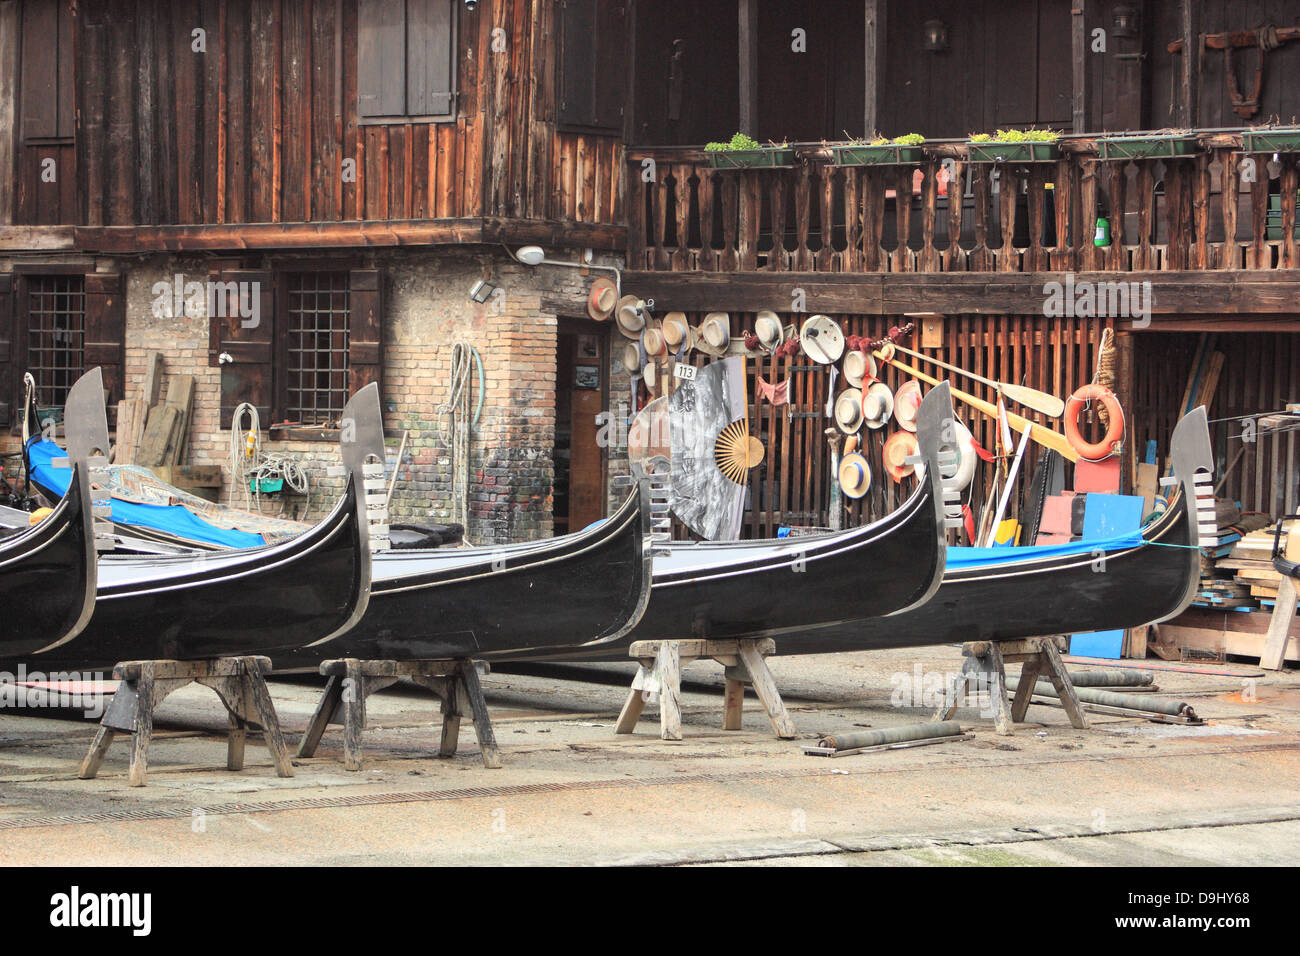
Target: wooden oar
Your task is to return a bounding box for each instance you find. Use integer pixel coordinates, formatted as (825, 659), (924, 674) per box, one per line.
(889, 343), (1066, 418)
(874, 350), (1079, 463)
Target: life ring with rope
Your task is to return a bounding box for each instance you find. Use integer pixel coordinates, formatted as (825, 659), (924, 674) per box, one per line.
(1064, 384), (1124, 460)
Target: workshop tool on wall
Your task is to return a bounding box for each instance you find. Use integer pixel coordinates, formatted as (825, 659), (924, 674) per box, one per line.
(800, 315), (845, 365)
(888, 342), (1065, 418)
(987, 423), (1033, 546)
(669, 357), (754, 541)
(873, 350), (1080, 462)
(1167, 24), (1300, 119)
(824, 366), (839, 418)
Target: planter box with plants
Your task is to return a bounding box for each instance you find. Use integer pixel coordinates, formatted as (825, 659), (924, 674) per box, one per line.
(1097, 131), (1202, 160)
(1243, 127), (1300, 154)
(830, 134), (926, 166)
(704, 133), (796, 169)
(966, 129), (1061, 163)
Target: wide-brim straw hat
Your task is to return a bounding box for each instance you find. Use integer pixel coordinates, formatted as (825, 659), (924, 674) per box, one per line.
(643, 360), (658, 390)
(641, 323), (667, 360)
(616, 295), (646, 339)
(883, 431), (921, 483)
(619, 341), (640, 375)
(696, 312), (731, 356)
(862, 382), (894, 430)
(661, 312), (691, 353)
(894, 380), (924, 432)
(843, 349), (877, 388)
(755, 310), (784, 351)
(838, 452), (872, 499)
(833, 387), (864, 434)
(587, 277), (618, 321)
(800, 315), (845, 365)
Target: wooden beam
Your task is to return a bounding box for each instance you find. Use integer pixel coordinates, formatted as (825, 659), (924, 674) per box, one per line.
(1071, 1), (1090, 133)
(863, 0), (884, 137)
(0, 1), (17, 225)
(55, 217), (625, 254)
(622, 269), (1300, 320)
(1179, 0), (1200, 127)
(738, 0), (757, 136)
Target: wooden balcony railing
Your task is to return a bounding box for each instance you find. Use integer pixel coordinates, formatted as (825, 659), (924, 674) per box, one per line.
(627, 135), (1300, 275)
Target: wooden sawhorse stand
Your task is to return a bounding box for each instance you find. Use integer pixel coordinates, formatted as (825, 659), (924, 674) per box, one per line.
(615, 639), (797, 741)
(933, 637), (1089, 736)
(79, 656), (294, 787)
(296, 658), (501, 770)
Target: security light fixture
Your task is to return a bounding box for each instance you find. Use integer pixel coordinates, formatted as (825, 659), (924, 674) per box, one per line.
(922, 18), (949, 52)
(515, 245), (546, 266)
(1111, 4), (1139, 38)
(469, 279), (496, 304)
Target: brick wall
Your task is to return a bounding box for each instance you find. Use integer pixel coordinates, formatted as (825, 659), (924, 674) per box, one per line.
(4, 247), (627, 547)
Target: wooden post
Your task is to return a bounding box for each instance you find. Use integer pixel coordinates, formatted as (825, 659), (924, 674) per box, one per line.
(1179, 0), (1200, 128)
(1071, 1), (1091, 133)
(863, 0), (885, 137)
(738, 0), (757, 135)
(1261, 531), (1300, 671)
(737, 643), (797, 739)
(658, 640), (683, 741)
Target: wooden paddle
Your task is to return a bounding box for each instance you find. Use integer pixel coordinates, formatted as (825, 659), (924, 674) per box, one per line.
(888, 343), (1066, 418)
(874, 350), (1080, 463)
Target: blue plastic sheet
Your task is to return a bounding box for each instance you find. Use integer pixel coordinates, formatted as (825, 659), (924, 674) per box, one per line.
(946, 528), (1146, 569)
(27, 439), (269, 549)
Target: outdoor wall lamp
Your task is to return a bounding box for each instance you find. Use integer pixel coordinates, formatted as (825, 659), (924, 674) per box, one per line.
(1111, 4), (1140, 38)
(468, 279), (497, 304)
(507, 245), (622, 296)
(921, 18), (949, 52)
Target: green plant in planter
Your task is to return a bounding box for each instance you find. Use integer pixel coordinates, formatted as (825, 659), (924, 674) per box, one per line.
(967, 128), (1061, 162)
(832, 132), (926, 166)
(1097, 129), (1201, 160)
(705, 132), (795, 169)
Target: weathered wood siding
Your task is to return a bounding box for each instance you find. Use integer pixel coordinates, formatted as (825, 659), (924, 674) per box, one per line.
(7, 0), (624, 229)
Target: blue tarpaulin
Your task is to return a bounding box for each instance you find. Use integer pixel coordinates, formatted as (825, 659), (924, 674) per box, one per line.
(27, 438), (269, 550)
(946, 528), (1146, 569)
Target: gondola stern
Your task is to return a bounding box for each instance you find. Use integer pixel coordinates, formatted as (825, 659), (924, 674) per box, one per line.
(1160, 404), (1216, 622)
(574, 461), (657, 647)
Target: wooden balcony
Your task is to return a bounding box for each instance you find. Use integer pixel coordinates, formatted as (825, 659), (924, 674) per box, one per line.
(627, 133), (1300, 276)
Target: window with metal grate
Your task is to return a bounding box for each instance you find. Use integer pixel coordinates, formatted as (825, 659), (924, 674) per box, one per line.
(285, 272), (352, 427)
(26, 274), (85, 410)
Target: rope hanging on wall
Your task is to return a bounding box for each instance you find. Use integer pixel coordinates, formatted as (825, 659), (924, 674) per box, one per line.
(227, 403), (312, 516)
(435, 342), (484, 546)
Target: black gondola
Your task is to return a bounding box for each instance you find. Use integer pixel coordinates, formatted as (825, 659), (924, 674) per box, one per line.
(20, 383), (384, 672)
(0, 369), (101, 659)
(268, 383), (953, 668)
(520, 404), (1215, 663)
(270, 467), (655, 666)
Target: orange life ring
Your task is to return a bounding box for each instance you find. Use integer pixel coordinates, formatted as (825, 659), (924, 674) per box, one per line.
(1065, 384), (1124, 460)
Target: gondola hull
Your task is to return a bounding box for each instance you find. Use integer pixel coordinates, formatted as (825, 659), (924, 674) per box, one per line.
(0, 466), (95, 659)
(505, 407), (1213, 663)
(271, 476), (653, 667)
(23, 476), (370, 672)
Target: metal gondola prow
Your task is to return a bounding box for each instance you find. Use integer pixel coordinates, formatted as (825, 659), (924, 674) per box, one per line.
(1165, 405), (1216, 621)
(312, 382), (386, 645)
(32, 369), (107, 653)
(891, 381), (954, 614)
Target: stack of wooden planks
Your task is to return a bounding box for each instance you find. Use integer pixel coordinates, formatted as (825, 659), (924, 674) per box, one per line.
(115, 351), (196, 470)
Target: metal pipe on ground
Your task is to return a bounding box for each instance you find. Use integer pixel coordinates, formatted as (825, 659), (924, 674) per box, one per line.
(1063, 669), (1154, 687)
(818, 720), (963, 751)
(1006, 677), (1197, 719)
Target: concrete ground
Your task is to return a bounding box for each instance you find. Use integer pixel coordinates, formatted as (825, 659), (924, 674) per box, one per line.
(1, 644), (1297, 866)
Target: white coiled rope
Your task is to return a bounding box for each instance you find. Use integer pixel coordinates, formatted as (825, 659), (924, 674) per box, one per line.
(228, 402), (312, 515)
(434, 342), (482, 544)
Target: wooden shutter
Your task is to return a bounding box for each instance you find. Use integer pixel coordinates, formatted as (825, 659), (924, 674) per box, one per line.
(84, 273), (125, 428)
(208, 269), (275, 429)
(358, 0), (408, 119)
(0, 274), (12, 428)
(407, 0), (456, 119)
(19, 0), (74, 141)
(557, 0), (625, 131)
(348, 269), (384, 395)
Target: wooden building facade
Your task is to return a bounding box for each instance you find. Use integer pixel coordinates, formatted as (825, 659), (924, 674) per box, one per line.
(1, 0), (1298, 541)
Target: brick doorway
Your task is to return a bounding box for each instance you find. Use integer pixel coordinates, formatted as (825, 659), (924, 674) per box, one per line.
(554, 317), (609, 535)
